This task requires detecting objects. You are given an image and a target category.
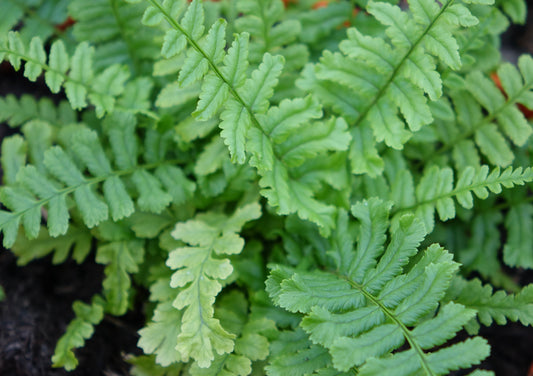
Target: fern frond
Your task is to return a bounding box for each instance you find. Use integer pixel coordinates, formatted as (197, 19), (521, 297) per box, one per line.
(139, 0), (350, 234)
(393, 165), (533, 232)
(297, 1), (353, 47)
(496, 0), (527, 24)
(51, 296), (105, 371)
(300, 0), (492, 175)
(0, 33), (130, 116)
(95, 234), (145, 315)
(0, 113), (194, 247)
(267, 199), (490, 374)
(445, 55), (533, 166)
(11, 225), (91, 265)
(187, 291), (274, 376)
(128, 355), (184, 376)
(138, 266), (186, 366)
(68, 0), (160, 71)
(266, 328), (331, 376)
(445, 277), (533, 331)
(165, 203), (261, 368)
(0, 94), (76, 128)
(235, 0), (308, 100)
(503, 202), (533, 268)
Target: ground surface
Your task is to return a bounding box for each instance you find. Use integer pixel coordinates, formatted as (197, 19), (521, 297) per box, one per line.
(1, 5), (533, 375)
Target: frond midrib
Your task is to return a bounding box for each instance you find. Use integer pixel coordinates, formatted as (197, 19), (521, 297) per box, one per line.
(392, 168), (532, 216)
(437, 75), (533, 155)
(0, 158), (181, 228)
(338, 273), (435, 376)
(353, 0), (453, 128)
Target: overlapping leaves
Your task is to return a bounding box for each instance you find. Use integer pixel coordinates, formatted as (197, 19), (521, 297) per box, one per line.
(299, 0), (493, 176)
(267, 199), (490, 375)
(0, 113), (194, 247)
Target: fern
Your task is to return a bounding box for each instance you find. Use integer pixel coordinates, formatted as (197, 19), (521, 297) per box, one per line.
(139, 203), (262, 368)
(444, 277), (533, 332)
(267, 199), (490, 375)
(0, 112), (194, 247)
(51, 296), (105, 371)
(299, 0), (493, 176)
(0, 94), (76, 128)
(0, 33), (130, 116)
(136, 0), (351, 234)
(1, 0), (533, 374)
(392, 164), (533, 232)
(11, 224), (92, 265)
(431, 55), (533, 167)
(0, 0), (69, 42)
(68, 0), (161, 72)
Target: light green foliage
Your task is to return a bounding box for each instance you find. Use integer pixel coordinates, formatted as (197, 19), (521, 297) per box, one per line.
(0, 113), (194, 247)
(68, 0), (161, 71)
(434, 56), (533, 167)
(0, 95), (76, 128)
(142, 0), (350, 234)
(298, 0), (494, 175)
(51, 297), (105, 370)
(393, 165), (533, 232)
(1, 0), (532, 375)
(0, 33), (129, 116)
(11, 225), (92, 265)
(165, 203), (261, 368)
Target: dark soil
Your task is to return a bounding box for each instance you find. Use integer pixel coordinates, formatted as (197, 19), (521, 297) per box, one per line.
(0, 251), (142, 376)
(1, 4), (533, 375)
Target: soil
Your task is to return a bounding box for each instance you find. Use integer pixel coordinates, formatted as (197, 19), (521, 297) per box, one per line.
(1, 4), (533, 375)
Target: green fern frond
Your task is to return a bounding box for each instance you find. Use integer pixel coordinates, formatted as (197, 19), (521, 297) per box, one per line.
(267, 199), (490, 375)
(266, 328), (331, 376)
(51, 296), (105, 371)
(0, 94), (76, 128)
(435, 55), (533, 167)
(0, 32), (130, 116)
(235, 0), (308, 99)
(95, 231), (145, 315)
(68, 0), (160, 72)
(138, 0), (350, 234)
(0, 113), (194, 247)
(454, 5), (509, 72)
(128, 355), (184, 376)
(164, 203), (261, 368)
(445, 277), (533, 331)
(496, 0), (527, 24)
(138, 265), (186, 367)
(299, 0), (492, 175)
(187, 291), (274, 376)
(392, 164), (533, 232)
(11, 224), (91, 265)
(503, 202), (533, 268)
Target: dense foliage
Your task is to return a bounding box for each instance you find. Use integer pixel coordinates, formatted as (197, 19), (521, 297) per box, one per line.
(1, 0), (533, 374)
